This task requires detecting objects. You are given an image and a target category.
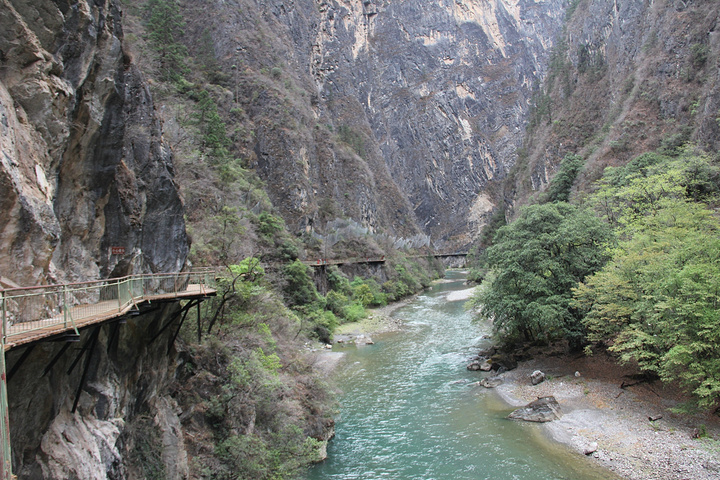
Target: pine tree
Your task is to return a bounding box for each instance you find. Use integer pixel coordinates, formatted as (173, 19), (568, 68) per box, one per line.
(145, 0), (188, 81)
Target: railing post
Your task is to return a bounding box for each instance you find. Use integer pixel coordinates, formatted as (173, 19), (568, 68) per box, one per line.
(0, 291), (5, 346)
(117, 279), (121, 313)
(62, 285), (69, 329)
(0, 344), (12, 480)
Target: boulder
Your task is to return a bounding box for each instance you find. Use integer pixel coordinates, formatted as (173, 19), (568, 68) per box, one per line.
(508, 396), (562, 422)
(583, 442), (599, 455)
(354, 335), (374, 345)
(467, 361), (482, 371)
(477, 346), (497, 357)
(480, 376), (504, 388)
(530, 370), (546, 385)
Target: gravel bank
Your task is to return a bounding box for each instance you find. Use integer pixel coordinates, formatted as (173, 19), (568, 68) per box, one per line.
(494, 353), (720, 480)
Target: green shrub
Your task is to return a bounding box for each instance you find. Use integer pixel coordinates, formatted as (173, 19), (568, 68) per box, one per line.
(342, 302), (366, 323)
(282, 260), (319, 307)
(325, 290), (349, 317)
(327, 267), (352, 295)
(257, 212), (285, 237)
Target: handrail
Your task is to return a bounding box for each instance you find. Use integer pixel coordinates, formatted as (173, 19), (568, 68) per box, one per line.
(1, 270), (217, 344)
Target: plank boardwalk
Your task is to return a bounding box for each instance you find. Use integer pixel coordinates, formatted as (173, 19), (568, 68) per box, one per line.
(2, 276), (216, 352)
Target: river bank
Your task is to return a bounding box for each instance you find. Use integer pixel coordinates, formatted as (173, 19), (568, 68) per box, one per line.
(493, 352), (720, 480)
(310, 295), (418, 374)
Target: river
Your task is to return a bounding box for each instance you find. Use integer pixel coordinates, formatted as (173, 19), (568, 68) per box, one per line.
(306, 271), (615, 480)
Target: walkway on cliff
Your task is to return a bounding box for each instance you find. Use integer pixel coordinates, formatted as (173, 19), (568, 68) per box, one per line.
(301, 252), (467, 267)
(0, 270), (217, 352)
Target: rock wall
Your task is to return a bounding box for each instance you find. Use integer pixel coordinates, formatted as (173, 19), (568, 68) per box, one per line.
(0, 0), (188, 287)
(7, 303), (189, 480)
(171, 0), (566, 250)
(512, 0), (720, 210)
(313, 0), (566, 247)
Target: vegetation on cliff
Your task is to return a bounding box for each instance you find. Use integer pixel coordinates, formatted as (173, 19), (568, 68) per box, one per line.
(118, 0), (445, 477)
(474, 146), (720, 410)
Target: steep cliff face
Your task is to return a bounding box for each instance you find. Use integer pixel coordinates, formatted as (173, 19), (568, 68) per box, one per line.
(0, 0), (187, 287)
(313, 0), (566, 246)
(513, 0), (720, 209)
(151, 0), (565, 250)
(7, 304), (188, 480)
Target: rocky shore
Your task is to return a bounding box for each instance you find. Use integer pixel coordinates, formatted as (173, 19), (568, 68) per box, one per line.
(310, 296), (415, 374)
(487, 353), (720, 480)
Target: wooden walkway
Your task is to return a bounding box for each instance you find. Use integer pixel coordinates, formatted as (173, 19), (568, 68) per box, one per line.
(302, 253), (466, 268)
(303, 256), (386, 267)
(2, 273), (216, 352)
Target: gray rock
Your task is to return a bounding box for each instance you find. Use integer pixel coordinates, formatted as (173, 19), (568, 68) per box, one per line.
(480, 376), (504, 388)
(508, 396), (562, 422)
(355, 335), (374, 345)
(530, 370), (546, 385)
(583, 442), (599, 455)
(491, 354), (518, 371)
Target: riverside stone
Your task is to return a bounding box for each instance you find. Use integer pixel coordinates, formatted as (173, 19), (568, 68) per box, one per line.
(530, 370), (546, 385)
(480, 376), (504, 388)
(508, 396), (562, 422)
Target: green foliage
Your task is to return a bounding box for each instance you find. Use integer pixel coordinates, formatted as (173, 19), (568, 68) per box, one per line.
(477, 207), (507, 248)
(659, 127), (692, 156)
(378, 257), (440, 302)
(230, 257), (265, 281)
(127, 415), (167, 480)
(200, 205), (246, 263)
(589, 149), (719, 228)
(145, 0), (188, 82)
(350, 277), (387, 307)
(545, 154), (584, 203)
(194, 89), (230, 157)
(691, 43), (709, 69)
(326, 266), (352, 295)
(257, 212), (285, 238)
(474, 202), (613, 348)
(325, 290), (349, 317)
(282, 260), (319, 307)
(341, 302), (366, 323)
(215, 426), (321, 480)
(577, 150), (720, 408)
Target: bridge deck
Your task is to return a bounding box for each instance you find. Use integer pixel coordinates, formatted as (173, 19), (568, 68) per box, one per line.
(2, 271), (217, 352)
(4, 284), (217, 351)
(3, 285), (215, 351)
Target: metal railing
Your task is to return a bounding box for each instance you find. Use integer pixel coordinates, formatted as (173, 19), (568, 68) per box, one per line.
(303, 256), (386, 266)
(0, 270), (216, 343)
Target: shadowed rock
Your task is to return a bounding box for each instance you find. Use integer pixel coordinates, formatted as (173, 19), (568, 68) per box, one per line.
(508, 396), (562, 422)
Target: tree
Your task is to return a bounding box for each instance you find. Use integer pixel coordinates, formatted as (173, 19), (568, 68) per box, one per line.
(145, 0), (188, 81)
(474, 202), (613, 348)
(282, 260), (319, 307)
(545, 154), (584, 203)
(195, 89), (230, 158)
(577, 197), (720, 408)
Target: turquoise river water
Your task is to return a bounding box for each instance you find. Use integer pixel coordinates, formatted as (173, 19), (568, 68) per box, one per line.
(306, 271), (616, 480)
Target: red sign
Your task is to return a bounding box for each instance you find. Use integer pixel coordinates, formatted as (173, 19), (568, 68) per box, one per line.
(111, 247), (126, 255)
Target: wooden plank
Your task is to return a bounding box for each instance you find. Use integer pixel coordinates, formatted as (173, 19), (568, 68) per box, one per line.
(3, 288), (216, 351)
